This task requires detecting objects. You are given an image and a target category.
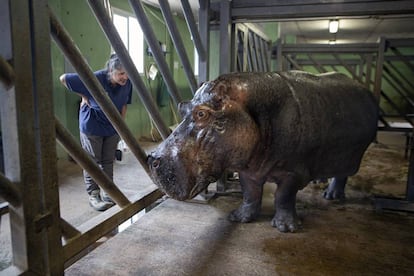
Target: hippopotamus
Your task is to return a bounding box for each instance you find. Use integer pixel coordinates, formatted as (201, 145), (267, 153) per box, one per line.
(147, 71), (378, 232)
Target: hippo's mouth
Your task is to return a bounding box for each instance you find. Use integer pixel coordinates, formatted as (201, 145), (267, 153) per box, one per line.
(188, 175), (218, 199)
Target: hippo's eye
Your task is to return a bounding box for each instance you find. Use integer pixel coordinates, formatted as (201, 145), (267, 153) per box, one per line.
(193, 107), (210, 121)
(193, 106), (212, 127)
(197, 110), (206, 118)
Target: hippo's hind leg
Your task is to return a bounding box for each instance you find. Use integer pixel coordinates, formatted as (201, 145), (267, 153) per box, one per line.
(228, 172), (265, 223)
(323, 176), (348, 200)
(272, 173), (302, 233)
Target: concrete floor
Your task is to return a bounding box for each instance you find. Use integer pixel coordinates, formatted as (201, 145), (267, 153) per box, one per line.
(1, 132), (414, 275)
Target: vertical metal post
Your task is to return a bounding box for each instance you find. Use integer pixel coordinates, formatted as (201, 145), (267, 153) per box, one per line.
(249, 32), (258, 72)
(1, 0), (63, 274)
(243, 28), (249, 72)
(30, 1), (64, 274)
(277, 38), (283, 71)
(198, 0), (210, 83)
(365, 54), (373, 89)
(230, 23), (237, 72)
(407, 132), (414, 201)
(374, 37), (386, 102)
(128, 0), (182, 105)
(254, 34), (263, 71)
(219, 0), (231, 75)
(158, 0), (198, 94)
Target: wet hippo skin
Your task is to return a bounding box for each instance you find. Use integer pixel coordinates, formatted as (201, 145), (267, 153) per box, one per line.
(148, 71), (378, 232)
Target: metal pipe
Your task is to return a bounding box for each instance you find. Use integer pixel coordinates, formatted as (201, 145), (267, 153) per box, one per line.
(55, 117), (130, 207)
(159, 0), (198, 94)
(0, 173), (21, 206)
(128, 0), (183, 106)
(0, 56), (15, 90)
(180, 0), (206, 62)
(85, 0), (171, 140)
(219, 0), (231, 74)
(49, 8), (152, 176)
(198, 0), (210, 83)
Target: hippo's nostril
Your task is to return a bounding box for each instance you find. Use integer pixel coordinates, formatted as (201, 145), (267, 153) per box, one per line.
(152, 159), (160, 169)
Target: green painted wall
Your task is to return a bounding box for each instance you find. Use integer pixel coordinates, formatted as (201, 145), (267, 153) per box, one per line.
(50, 0), (195, 158)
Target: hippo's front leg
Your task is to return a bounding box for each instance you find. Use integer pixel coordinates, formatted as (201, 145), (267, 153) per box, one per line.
(228, 172), (265, 223)
(272, 173), (302, 232)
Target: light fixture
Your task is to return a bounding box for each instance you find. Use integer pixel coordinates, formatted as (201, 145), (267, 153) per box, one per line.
(328, 39), (336, 45)
(329, 20), (339, 34)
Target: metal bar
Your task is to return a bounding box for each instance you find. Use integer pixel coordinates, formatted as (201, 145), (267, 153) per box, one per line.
(128, 0), (182, 105)
(31, 2), (64, 274)
(285, 55), (303, 70)
(219, 0), (231, 74)
(0, 173), (20, 206)
(306, 54), (327, 73)
(242, 27), (249, 72)
(55, 117), (130, 207)
(407, 132), (414, 201)
(390, 46), (414, 73)
(358, 56), (364, 81)
(49, 8), (153, 174)
(375, 197), (414, 212)
(231, 0), (414, 20)
(0, 201), (9, 216)
(4, 0), (47, 272)
(365, 54), (373, 89)
(0, 56), (15, 90)
(276, 39), (283, 71)
(386, 61), (414, 93)
(60, 218), (81, 241)
(374, 37), (386, 103)
(333, 53), (362, 82)
(85, 0), (171, 139)
(254, 34), (263, 71)
(180, 0), (206, 62)
(249, 32), (258, 71)
(246, 34), (253, 71)
(158, 0), (197, 94)
(283, 43), (378, 54)
(63, 187), (163, 264)
(261, 39), (269, 71)
(383, 66), (414, 107)
(236, 29), (244, 71)
(380, 91), (414, 126)
(230, 23), (237, 72)
(198, 0), (210, 83)
(387, 38), (414, 47)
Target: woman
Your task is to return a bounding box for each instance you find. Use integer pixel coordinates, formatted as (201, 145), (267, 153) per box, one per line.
(60, 53), (132, 211)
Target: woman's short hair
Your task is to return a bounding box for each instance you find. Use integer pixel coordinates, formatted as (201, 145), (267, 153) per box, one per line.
(106, 53), (123, 72)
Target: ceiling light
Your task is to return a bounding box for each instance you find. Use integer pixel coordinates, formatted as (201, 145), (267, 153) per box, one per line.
(328, 39), (336, 45)
(329, 20), (339, 33)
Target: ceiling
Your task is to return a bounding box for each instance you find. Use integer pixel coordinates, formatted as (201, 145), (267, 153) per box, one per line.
(142, 0), (414, 44)
(279, 16), (414, 44)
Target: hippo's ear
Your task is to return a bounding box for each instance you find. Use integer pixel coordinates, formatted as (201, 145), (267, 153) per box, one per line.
(214, 82), (229, 97)
(211, 82), (230, 109)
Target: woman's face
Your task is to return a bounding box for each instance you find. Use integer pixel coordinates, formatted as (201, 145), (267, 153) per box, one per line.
(110, 68), (129, 86)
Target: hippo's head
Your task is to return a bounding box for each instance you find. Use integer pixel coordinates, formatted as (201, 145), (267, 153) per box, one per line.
(147, 81), (259, 200)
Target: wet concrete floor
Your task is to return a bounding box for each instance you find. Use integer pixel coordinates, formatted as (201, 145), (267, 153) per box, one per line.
(1, 132), (414, 275)
(66, 132), (414, 275)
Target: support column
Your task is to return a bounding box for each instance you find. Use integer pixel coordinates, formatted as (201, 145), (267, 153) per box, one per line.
(219, 0), (231, 75)
(198, 0), (210, 84)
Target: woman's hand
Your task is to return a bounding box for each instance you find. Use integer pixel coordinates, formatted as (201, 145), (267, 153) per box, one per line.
(80, 96), (90, 107)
